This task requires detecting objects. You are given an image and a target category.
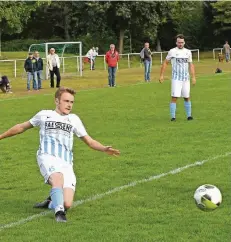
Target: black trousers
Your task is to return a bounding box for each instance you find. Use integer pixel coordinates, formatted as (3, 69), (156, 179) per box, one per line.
(50, 66), (61, 88)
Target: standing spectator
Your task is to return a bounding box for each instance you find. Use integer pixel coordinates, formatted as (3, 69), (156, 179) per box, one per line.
(34, 51), (43, 89)
(47, 48), (61, 88)
(24, 52), (38, 91)
(105, 44), (119, 87)
(223, 41), (230, 62)
(0, 76), (12, 93)
(141, 42), (152, 82)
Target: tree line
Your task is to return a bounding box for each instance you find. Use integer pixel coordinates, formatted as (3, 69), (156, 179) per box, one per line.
(1, 1), (231, 53)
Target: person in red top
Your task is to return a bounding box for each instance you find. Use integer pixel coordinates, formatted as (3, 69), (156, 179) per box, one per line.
(105, 44), (119, 87)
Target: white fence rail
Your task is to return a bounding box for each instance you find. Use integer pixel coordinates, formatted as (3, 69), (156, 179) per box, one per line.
(0, 50), (200, 78)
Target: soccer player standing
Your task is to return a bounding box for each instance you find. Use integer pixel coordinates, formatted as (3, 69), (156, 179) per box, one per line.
(159, 34), (196, 121)
(0, 87), (120, 222)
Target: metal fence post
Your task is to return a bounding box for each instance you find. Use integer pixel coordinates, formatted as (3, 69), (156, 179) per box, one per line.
(14, 60), (17, 78)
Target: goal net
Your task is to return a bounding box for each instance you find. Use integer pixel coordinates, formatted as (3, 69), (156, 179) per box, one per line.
(28, 41), (83, 79)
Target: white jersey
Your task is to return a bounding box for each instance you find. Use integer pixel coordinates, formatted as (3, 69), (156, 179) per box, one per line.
(86, 49), (98, 60)
(29, 110), (88, 164)
(166, 47), (192, 81)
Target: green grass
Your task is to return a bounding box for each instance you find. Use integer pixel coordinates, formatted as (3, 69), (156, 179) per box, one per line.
(0, 55), (230, 241)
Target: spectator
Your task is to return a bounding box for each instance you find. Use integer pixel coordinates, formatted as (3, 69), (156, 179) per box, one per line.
(34, 51), (43, 89)
(47, 48), (61, 88)
(141, 42), (152, 82)
(223, 41), (230, 62)
(0, 76), (12, 93)
(24, 52), (38, 91)
(105, 44), (119, 87)
(86, 47), (98, 70)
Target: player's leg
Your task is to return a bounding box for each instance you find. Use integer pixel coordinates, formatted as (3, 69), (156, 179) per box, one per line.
(48, 172), (67, 222)
(63, 166), (76, 209)
(64, 188), (75, 210)
(170, 97), (178, 121)
(34, 154), (66, 222)
(170, 80), (182, 121)
(47, 166), (76, 210)
(182, 80), (193, 120)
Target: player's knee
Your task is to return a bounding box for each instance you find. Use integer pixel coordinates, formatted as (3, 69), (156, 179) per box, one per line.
(64, 201), (72, 209)
(49, 172), (64, 187)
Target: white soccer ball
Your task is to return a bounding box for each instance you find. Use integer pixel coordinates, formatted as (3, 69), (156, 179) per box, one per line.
(194, 184), (222, 211)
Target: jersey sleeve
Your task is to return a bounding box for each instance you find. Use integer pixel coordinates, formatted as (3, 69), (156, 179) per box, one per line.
(29, 111), (43, 127)
(188, 51), (192, 63)
(166, 50), (173, 61)
(72, 115), (88, 138)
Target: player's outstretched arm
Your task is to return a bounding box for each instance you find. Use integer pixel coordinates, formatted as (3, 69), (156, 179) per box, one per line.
(81, 135), (120, 156)
(190, 63), (196, 85)
(159, 59), (169, 83)
(0, 121), (33, 140)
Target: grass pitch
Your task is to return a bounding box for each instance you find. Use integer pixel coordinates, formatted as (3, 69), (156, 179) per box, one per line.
(0, 53), (230, 242)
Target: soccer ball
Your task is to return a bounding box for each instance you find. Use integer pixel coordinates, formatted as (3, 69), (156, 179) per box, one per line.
(194, 184), (222, 212)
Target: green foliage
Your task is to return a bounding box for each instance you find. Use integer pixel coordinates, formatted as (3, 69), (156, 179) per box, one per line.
(169, 1), (206, 48)
(1, 1), (231, 52)
(212, 1), (231, 34)
(0, 1), (41, 34)
(1, 38), (65, 52)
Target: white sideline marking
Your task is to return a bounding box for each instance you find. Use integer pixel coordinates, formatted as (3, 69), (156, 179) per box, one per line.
(0, 152), (230, 232)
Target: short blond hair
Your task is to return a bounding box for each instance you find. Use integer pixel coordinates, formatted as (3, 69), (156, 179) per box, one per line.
(55, 87), (76, 100)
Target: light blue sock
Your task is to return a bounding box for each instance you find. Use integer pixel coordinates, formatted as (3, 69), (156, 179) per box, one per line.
(48, 201), (55, 210)
(184, 101), (192, 117)
(170, 103), (176, 118)
(50, 188), (64, 211)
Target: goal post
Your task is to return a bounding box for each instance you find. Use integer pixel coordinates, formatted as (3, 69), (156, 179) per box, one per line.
(28, 41), (83, 79)
(213, 48), (223, 60)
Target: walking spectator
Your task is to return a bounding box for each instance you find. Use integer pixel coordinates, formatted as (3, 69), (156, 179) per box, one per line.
(223, 41), (230, 62)
(105, 44), (119, 87)
(0, 76), (12, 93)
(47, 48), (61, 88)
(140, 42), (152, 82)
(34, 51), (43, 89)
(24, 52), (38, 91)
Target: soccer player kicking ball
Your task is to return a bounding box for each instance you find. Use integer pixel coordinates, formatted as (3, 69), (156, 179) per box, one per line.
(159, 34), (196, 121)
(0, 87), (120, 222)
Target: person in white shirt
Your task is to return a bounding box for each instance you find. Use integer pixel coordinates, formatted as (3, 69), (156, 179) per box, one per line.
(86, 47), (98, 70)
(159, 34), (196, 121)
(0, 87), (120, 222)
(47, 48), (61, 88)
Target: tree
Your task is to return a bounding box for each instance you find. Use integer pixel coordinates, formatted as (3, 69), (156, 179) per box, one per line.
(0, 1), (41, 54)
(168, 1), (205, 48)
(85, 1), (165, 54)
(212, 1), (231, 34)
